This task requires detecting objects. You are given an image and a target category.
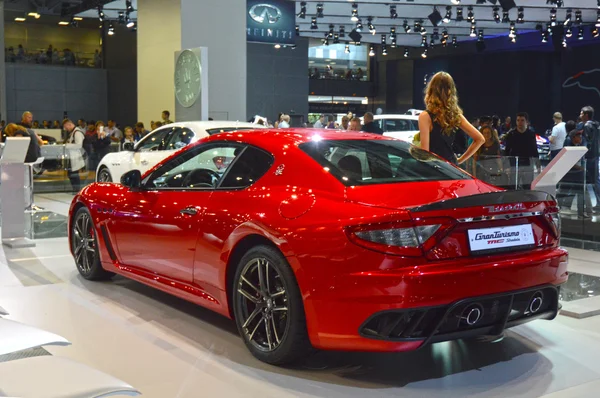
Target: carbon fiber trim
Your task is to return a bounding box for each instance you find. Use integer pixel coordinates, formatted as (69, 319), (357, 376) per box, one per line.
(410, 190), (554, 213)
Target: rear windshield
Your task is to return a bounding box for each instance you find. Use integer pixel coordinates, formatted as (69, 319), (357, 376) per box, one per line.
(299, 139), (471, 186)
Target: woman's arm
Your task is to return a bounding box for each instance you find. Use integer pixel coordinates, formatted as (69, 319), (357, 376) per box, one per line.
(418, 112), (432, 151)
(457, 115), (485, 164)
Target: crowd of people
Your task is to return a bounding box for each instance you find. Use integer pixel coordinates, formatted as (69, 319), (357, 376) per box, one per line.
(4, 44), (102, 68)
(0, 110), (175, 192)
(309, 66), (366, 81)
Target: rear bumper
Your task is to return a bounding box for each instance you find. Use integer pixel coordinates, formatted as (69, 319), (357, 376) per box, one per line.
(302, 247), (568, 352)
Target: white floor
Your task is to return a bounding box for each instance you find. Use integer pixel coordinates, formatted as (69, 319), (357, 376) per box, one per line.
(1, 193), (600, 397)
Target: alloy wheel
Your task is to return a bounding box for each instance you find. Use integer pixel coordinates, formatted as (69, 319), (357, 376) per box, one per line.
(98, 169), (112, 182)
(237, 257), (290, 352)
(72, 212), (97, 275)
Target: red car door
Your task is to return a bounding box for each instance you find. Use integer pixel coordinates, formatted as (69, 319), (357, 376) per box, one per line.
(110, 141), (245, 283)
(112, 190), (210, 283)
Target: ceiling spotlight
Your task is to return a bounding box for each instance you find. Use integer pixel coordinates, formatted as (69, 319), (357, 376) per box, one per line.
(15, 17), (26, 22)
(596, 10), (600, 27)
(381, 34), (387, 44)
(298, 2), (306, 19)
(452, 36), (458, 48)
(108, 23), (115, 36)
(566, 26), (573, 37)
(322, 35), (329, 46)
(339, 26), (346, 38)
(502, 11), (510, 24)
(509, 22), (516, 38)
(333, 33), (340, 44)
(510, 35), (517, 44)
(592, 26), (599, 37)
(391, 37), (397, 48)
(345, 43), (350, 53)
(578, 27), (584, 40)
(316, 3), (324, 18)
(421, 36), (427, 47)
(98, 6), (104, 21)
(451, 0), (461, 4)
(295, 25), (299, 36)
(433, 28), (440, 41)
(477, 29), (484, 42)
(356, 19), (363, 32)
(390, 5), (398, 19)
(562, 36), (567, 47)
(367, 17), (376, 34)
(414, 20), (421, 33)
(328, 24), (334, 38)
(456, 7), (464, 22)
(550, 8), (557, 27)
(541, 32), (548, 43)
(351, 3), (359, 22)
(126, 0), (134, 13)
(517, 7), (524, 23)
(70, 16), (78, 27)
(118, 11), (125, 24)
(403, 20), (411, 33)
(311, 17), (318, 30)
(430, 36), (436, 48)
(443, 6), (452, 23)
(576, 10), (582, 25)
(369, 45), (375, 57)
(126, 18), (135, 29)
(382, 45), (388, 56)
(421, 48), (428, 58)
(28, 12), (40, 19)
(493, 7), (500, 23)
(404, 48), (410, 57)
(274, 44), (281, 49)
(470, 23), (477, 37)
(565, 9), (572, 26)
(467, 6), (474, 23)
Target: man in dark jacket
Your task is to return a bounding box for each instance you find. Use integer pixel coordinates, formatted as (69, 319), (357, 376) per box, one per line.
(17, 111), (42, 163)
(580, 106), (600, 213)
(503, 112), (540, 189)
(361, 112), (383, 135)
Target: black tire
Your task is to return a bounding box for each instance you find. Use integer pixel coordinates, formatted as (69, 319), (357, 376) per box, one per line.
(233, 245), (313, 365)
(97, 167), (113, 183)
(71, 207), (114, 281)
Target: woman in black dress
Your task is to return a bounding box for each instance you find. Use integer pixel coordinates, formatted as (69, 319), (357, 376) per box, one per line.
(418, 72), (484, 164)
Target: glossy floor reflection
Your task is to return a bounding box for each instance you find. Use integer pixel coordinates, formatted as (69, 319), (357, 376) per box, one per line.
(0, 195), (599, 397)
(560, 272), (600, 302)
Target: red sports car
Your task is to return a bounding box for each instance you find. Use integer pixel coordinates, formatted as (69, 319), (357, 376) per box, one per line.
(68, 129), (568, 365)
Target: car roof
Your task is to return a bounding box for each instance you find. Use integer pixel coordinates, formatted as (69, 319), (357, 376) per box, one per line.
(201, 128), (394, 149)
(161, 120), (266, 132)
(373, 114), (419, 121)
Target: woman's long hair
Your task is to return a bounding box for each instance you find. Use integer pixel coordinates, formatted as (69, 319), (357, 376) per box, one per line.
(424, 72), (463, 135)
(4, 123), (27, 137)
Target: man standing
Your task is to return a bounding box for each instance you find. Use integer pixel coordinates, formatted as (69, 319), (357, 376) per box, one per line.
(504, 112), (540, 189)
(162, 110), (173, 125)
(549, 112), (567, 159)
(580, 106), (600, 213)
(313, 114), (325, 129)
(17, 111), (43, 162)
(499, 116), (512, 136)
(135, 122), (149, 139)
(361, 112), (383, 134)
(63, 119), (86, 192)
(106, 119), (122, 143)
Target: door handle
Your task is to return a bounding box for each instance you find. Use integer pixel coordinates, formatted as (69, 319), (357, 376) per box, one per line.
(180, 207), (198, 216)
(141, 160), (149, 165)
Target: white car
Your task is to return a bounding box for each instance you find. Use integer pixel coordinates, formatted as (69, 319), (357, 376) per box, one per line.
(96, 121), (264, 183)
(374, 114), (420, 143)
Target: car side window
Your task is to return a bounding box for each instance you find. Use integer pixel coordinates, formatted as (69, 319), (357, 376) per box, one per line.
(145, 143), (244, 190)
(164, 128), (195, 151)
(136, 127), (173, 152)
(220, 146), (274, 188)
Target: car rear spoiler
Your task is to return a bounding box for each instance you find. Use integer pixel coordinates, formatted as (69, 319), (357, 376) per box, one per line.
(410, 190), (555, 213)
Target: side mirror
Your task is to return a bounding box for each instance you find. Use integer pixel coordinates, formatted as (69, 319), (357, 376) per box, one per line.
(123, 142), (135, 151)
(120, 169), (142, 189)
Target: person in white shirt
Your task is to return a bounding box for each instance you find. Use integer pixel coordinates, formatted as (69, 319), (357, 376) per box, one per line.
(549, 112), (567, 159)
(313, 115), (325, 128)
(106, 119), (123, 143)
(278, 114), (290, 128)
(63, 119), (86, 192)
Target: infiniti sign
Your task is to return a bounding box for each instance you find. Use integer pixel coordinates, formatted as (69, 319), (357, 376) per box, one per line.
(247, 0), (295, 45)
(249, 4), (282, 24)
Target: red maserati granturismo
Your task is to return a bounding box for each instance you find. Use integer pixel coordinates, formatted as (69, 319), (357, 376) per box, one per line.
(68, 129), (568, 365)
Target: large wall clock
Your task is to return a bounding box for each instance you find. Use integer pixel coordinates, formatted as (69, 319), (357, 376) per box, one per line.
(175, 49), (202, 108)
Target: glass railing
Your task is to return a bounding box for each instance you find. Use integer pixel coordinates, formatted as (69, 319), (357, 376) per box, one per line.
(4, 49), (102, 68)
(31, 142), (121, 193)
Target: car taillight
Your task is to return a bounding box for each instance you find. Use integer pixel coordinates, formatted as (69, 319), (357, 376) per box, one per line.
(347, 218), (455, 257)
(545, 207), (561, 239)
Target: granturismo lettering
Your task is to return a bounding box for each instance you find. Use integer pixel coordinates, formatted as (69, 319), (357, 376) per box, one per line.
(475, 231), (520, 241)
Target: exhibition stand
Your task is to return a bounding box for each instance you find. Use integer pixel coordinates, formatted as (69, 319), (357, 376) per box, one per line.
(532, 147), (588, 196)
(1, 137), (36, 248)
